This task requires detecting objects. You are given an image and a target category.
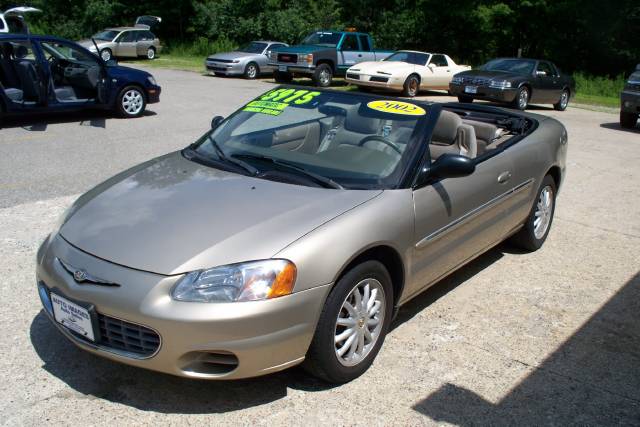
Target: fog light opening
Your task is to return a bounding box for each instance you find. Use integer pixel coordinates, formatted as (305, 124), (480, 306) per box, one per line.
(179, 350), (239, 376)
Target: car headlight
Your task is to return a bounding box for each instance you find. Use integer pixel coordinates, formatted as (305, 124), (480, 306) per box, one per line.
(451, 76), (463, 84)
(489, 80), (512, 89)
(147, 76), (157, 86)
(171, 259), (297, 303)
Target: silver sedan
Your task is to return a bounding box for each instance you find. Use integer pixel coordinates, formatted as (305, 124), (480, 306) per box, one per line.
(205, 41), (288, 79)
(36, 88), (567, 383)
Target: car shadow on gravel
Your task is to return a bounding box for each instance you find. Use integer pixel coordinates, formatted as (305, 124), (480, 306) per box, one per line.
(412, 271), (640, 425)
(600, 122), (640, 133)
(29, 310), (336, 414)
(2, 110), (157, 131)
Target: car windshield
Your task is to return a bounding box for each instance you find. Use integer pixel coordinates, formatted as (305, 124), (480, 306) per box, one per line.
(482, 58), (536, 74)
(237, 42), (267, 54)
(190, 89), (430, 189)
(384, 52), (412, 63)
(301, 32), (342, 47)
(92, 30), (119, 41)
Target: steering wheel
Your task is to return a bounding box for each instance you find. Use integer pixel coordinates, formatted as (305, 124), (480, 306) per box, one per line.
(357, 135), (403, 155)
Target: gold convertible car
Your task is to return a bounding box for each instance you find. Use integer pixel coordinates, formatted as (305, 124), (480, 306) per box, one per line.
(36, 88), (567, 383)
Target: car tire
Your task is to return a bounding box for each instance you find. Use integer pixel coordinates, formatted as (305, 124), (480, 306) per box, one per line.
(100, 48), (112, 62)
(554, 89), (570, 111)
(303, 260), (393, 383)
(313, 64), (333, 87)
(116, 85), (146, 118)
(457, 96), (473, 103)
(620, 111), (638, 129)
(274, 71), (293, 83)
(244, 62), (259, 79)
(513, 86), (530, 110)
(146, 47), (156, 60)
(401, 74), (420, 97)
(509, 175), (557, 251)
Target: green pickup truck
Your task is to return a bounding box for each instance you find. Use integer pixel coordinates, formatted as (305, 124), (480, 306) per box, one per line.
(268, 30), (393, 87)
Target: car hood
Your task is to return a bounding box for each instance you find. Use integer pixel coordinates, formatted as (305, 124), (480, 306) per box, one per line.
(106, 64), (153, 80)
(59, 152), (381, 276)
(350, 61), (410, 73)
(207, 51), (252, 61)
(455, 69), (524, 81)
(275, 45), (330, 54)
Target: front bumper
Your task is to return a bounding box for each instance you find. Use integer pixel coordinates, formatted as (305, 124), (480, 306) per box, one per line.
(204, 60), (244, 76)
(35, 234), (331, 379)
(621, 90), (640, 113)
(345, 72), (404, 90)
(268, 62), (315, 75)
(449, 83), (518, 103)
(146, 85), (161, 104)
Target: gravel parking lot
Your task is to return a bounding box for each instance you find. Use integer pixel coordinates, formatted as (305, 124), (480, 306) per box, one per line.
(1, 68), (639, 425)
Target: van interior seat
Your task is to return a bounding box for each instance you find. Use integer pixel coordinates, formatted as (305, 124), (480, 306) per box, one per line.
(430, 110), (478, 160)
(4, 87), (23, 101)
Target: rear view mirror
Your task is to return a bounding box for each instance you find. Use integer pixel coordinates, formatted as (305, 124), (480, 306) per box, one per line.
(211, 115), (224, 129)
(422, 154), (475, 184)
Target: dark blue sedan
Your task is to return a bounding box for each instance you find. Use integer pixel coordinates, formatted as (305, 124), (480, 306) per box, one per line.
(0, 33), (161, 121)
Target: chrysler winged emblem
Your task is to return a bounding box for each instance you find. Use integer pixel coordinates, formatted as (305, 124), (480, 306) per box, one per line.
(73, 269), (87, 282)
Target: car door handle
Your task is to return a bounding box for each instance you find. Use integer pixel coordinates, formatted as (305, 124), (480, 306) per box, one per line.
(358, 54), (362, 57)
(497, 171), (512, 183)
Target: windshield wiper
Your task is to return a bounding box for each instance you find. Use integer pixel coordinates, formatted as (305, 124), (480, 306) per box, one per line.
(188, 138), (259, 176)
(232, 153), (344, 190)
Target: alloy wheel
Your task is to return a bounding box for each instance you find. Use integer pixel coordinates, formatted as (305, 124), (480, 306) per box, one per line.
(534, 185), (554, 239)
(122, 89), (144, 116)
(319, 69), (331, 86)
(147, 48), (155, 59)
(247, 64), (257, 79)
(560, 91), (568, 109)
(334, 278), (386, 367)
(519, 88), (529, 109)
(101, 49), (111, 62)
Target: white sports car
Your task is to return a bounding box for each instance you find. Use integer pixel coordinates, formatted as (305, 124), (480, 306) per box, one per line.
(345, 50), (470, 97)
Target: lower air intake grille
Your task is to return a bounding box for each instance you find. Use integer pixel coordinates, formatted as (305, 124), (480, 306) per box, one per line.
(346, 73), (360, 80)
(370, 76), (389, 83)
(98, 314), (160, 357)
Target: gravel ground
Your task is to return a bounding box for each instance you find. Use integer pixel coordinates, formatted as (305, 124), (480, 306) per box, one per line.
(1, 68), (639, 425)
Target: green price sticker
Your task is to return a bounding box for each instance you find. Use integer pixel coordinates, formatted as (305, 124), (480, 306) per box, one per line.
(242, 89), (321, 116)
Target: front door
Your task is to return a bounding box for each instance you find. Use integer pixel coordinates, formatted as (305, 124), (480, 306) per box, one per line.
(115, 31), (137, 57)
(426, 54), (452, 88)
(339, 33), (364, 71)
(532, 61), (559, 103)
(409, 149), (516, 298)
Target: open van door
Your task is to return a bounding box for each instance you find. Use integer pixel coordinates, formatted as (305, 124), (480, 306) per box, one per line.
(2, 7), (41, 34)
(134, 16), (161, 31)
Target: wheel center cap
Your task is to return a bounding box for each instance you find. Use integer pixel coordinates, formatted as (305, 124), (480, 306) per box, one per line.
(357, 317), (365, 328)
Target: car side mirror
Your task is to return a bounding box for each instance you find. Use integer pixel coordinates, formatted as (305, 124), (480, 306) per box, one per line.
(105, 59), (118, 67)
(211, 115), (224, 129)
(536, 70), (547, 77)
(636, 63), (640, 71)
(416, 154), (475, 186)
(428, 63), (436, 69)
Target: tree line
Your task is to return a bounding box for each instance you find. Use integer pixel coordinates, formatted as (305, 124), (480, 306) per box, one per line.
(2, 0), (638, 76)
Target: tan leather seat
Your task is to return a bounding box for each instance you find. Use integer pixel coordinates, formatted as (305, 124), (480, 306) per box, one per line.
(430, 111), (478, 160)
(462, 119), (500, 153)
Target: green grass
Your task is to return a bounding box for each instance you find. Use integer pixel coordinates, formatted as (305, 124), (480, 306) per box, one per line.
(573, 72), (624, 108)
(122, 54), (205, 73)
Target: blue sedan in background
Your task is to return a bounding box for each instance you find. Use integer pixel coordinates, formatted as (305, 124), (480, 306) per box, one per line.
(0, 33), (161, 122)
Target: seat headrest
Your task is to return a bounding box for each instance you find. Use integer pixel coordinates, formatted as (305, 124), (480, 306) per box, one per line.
(432, 111), (462, 145)
(344, 106), (380, 134)
(14, 45), (28, 59)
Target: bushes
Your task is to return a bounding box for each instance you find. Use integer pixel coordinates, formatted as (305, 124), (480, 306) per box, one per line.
(574, 72), (626, 98)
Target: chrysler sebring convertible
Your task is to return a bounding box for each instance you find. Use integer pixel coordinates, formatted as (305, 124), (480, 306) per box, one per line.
(36, 88), (567, 383)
